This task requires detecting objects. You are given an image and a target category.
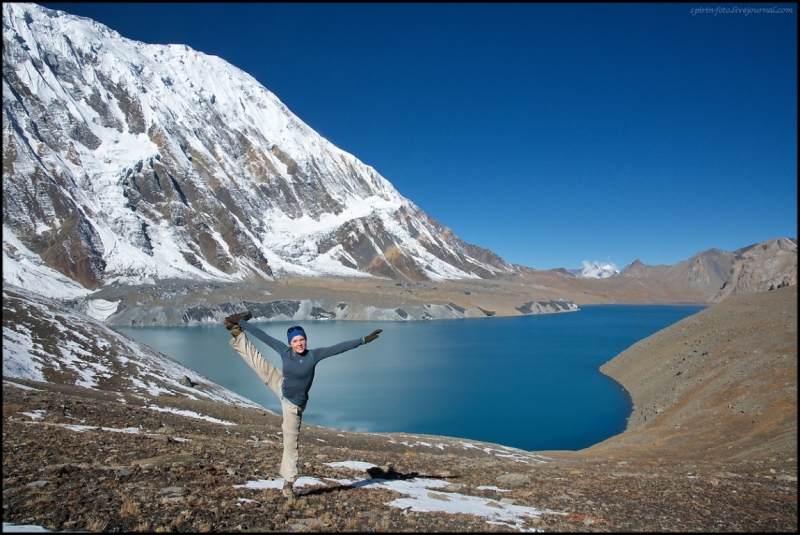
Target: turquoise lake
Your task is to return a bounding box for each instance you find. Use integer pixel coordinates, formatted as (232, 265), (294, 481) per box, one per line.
(118, 304), (704, 452)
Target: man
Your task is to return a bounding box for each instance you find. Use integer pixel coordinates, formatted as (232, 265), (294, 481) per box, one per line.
(224, 311), (382, 499)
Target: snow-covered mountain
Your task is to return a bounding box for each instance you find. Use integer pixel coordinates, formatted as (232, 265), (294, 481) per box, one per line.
(2, 2), (517, 294)
(568, 261), (620, 279)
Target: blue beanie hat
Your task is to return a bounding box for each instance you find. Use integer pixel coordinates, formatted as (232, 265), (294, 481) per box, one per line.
(287, 326), (306, 344)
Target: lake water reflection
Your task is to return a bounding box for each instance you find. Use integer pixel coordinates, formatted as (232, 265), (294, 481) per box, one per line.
(118, 304), (703, 451)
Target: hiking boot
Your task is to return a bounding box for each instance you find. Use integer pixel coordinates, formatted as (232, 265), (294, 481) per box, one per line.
(225, 311), (252, 326)
(282, 480), (296, 500)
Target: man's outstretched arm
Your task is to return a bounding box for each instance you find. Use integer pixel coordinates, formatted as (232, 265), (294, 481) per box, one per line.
(313, 329), (383, 361)
(239, 321), (289, 354)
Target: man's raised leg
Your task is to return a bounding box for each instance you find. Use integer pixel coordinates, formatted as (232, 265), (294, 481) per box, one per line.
(228, 331), (283, 398)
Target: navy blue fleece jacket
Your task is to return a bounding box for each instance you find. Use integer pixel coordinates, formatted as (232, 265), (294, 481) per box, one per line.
(240, 321), (363, 407)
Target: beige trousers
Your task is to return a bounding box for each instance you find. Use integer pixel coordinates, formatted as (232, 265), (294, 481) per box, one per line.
(229, 332), (304, 483)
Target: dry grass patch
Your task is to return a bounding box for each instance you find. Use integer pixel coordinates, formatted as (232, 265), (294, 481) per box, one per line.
(85, 517), (108, 532)
(119, 498), (142, 518)
(2, 403), (24, 417)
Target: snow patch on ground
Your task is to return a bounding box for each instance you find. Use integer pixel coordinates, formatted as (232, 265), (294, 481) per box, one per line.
(232, 460), (565, 531)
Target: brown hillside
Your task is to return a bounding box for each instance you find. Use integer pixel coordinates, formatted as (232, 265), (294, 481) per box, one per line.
(593, 284), (797, 461)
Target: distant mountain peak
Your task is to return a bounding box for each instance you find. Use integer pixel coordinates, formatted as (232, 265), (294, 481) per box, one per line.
(573, 261), (619, 279)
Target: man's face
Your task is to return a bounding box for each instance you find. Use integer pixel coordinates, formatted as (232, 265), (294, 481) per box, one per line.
(290, 335), (306, 354)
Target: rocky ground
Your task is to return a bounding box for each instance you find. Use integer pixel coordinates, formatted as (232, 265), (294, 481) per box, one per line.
(3, 381), (796, 533)
(3, 287), (796, 532)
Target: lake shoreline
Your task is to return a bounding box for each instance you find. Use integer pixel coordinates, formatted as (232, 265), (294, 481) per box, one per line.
(73, 273), (713, 327)
(118, 304), (705, 452)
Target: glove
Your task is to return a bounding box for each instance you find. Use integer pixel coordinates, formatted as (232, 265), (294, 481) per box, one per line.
(363, 329), (382, 344)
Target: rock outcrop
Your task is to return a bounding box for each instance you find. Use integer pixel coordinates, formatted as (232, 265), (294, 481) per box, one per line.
(712, 237), (798, 302)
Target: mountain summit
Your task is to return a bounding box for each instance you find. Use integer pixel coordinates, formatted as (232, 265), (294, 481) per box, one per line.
(2, 3), (516, 290)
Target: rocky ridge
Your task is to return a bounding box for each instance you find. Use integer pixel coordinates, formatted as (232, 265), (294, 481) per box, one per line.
(713, 237), (798, 301)
(618, 237), (797, 303)
(69, 278), (579, 327)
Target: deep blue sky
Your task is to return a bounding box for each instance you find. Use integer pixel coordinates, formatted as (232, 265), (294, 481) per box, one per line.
(39, 3), (797, 270)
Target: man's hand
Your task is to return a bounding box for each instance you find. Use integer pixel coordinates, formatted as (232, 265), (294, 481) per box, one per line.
(363, 329), (382, 343)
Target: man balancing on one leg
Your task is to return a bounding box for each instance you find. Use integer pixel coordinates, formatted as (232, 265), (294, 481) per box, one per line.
(224, 311), (382, 499)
